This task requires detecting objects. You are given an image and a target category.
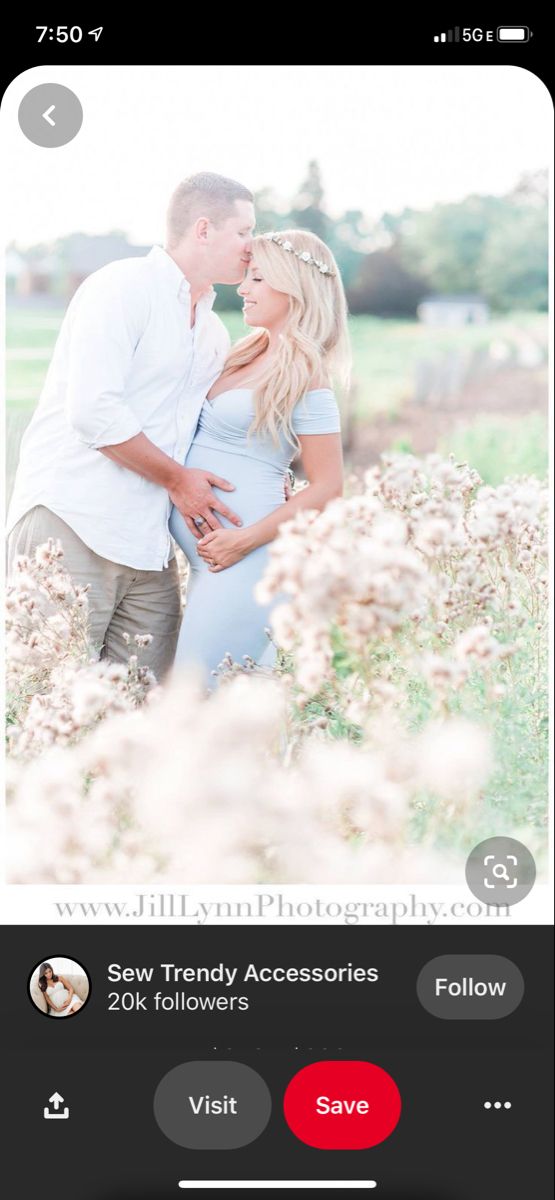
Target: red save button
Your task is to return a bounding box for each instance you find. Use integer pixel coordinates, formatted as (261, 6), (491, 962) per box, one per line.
(283, 1060), (401, 1150)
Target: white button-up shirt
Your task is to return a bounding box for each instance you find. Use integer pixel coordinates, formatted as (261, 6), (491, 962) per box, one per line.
(7, 245), (231, 569)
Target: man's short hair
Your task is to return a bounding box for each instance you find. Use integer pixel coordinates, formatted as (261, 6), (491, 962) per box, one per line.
(166, 172), (254, 247)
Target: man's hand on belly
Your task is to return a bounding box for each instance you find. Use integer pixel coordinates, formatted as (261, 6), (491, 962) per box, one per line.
(100, 433), (241, 538)
(169, 465), (243, 539)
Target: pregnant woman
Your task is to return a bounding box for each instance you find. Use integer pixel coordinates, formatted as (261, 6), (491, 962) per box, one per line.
(38, 963), (85, 1016)
(169, 228), (351, 687)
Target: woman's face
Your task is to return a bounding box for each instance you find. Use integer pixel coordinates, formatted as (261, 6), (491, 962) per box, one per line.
(45, 967), (53, 979)
(237, 262), (289, 331)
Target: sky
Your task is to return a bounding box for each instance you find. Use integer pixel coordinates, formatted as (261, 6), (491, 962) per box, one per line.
(1, 63), (551, 246)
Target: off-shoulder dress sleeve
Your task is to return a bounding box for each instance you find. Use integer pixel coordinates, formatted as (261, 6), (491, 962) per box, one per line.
(291, 388), (341, 434)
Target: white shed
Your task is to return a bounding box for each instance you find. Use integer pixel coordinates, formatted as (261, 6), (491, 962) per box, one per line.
(417, 294), (490, 326)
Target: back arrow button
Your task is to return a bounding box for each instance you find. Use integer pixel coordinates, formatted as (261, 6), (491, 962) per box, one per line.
(18, 84), (83, 147)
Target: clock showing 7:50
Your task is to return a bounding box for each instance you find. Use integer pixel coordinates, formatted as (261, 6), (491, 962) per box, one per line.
(36, 26), (103, 42)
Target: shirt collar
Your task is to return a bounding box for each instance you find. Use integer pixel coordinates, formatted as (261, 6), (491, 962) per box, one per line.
(148, 244), (217, 310)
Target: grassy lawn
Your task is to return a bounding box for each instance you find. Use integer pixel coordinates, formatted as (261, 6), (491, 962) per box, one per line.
(5, 305), (548, 498)
(6, 305), (548, 416)
(438, 412), (549, 484)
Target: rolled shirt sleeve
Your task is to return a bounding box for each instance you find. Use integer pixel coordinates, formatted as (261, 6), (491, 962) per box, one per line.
(65, 265), (149, 448)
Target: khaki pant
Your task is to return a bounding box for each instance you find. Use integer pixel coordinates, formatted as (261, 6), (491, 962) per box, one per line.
(6, 506), (182, 680)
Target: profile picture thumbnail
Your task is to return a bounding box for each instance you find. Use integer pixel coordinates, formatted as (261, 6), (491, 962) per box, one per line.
(28, 955), (91, 1018)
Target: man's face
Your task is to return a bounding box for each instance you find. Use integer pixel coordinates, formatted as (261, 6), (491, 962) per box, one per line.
(209, 199), (256, 284)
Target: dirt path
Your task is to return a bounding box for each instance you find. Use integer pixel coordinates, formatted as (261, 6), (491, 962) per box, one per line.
(348, 365), (548, 466)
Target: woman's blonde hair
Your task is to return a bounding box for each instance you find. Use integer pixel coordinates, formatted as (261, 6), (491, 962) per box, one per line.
(221, 229), (351, 448)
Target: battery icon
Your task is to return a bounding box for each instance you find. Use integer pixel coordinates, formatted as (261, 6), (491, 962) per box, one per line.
(497, 27), (531, 41)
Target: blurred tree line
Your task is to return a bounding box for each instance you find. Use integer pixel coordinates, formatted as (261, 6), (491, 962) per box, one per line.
(216, 161), (548, 315)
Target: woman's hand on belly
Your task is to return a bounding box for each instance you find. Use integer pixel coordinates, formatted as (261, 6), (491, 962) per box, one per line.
(196, 527), (252, 571)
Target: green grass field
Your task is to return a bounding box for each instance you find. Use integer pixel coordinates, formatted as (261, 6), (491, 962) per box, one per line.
(438, 412), (549, 485)
(5, 306), (548, 498)
(6, 306), (547, 414)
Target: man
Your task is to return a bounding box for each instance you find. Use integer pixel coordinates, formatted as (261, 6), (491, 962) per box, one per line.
(7, 172), (256, 678)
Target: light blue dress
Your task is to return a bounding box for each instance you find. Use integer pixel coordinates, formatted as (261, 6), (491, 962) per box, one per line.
(169, 386), (341, 686)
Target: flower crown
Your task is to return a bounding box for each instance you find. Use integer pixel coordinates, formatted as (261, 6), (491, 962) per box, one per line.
(262, 232), (335, 276)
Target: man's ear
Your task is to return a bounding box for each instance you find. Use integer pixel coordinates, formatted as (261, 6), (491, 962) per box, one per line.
(195, 216), (210, 243)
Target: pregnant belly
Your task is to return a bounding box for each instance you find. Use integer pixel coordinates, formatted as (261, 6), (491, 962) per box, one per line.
(184, 442), (285, 526)
(51, 988), (69, 1005)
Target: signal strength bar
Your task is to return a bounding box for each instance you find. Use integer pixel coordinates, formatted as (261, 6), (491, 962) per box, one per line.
(433, 28), (460, 42)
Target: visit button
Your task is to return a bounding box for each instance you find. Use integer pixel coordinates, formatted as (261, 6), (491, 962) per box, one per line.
(283, 1061), (401, 1150)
